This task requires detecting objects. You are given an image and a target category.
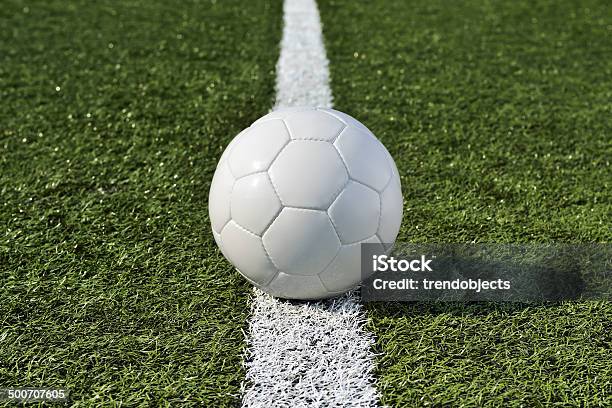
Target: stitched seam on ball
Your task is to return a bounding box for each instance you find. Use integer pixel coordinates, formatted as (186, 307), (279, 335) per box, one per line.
(332, 140), (350, 176)
(280, 206), (326, 213)
(376, 192), (383, 236)
(316, 272), (337, 293)
(335, 127), (393, 193)
(317, 242), (343, 285)
(376, 182), (386, 240)
(332, 170), (350, 196)
(232, 221), (282, 273)
(289, 110), (347, 142)
(278, 204), (328, 211)
(224, 179), (236, 232)
(376, 164), (400, 242)
(290, 137), (338, 142)
(218, 218), (232, 235)
(233, 170), (268, 182)
(242, 269), (278, 289)
(279, 119), (293, 145)
(261, 241), (283, 273)
(269, 182), (344, 212)
(381, 142), (399, 192)
(261, 176), (285, 237)
(252, 118), (277, 126)
(318, 241), (350, 291)
(348, 233), (381, 248)
(285, 112), (345, 142)
(251, 117), (283, 127)
(232, 136), (291, 182)
(326, 209), (344, 244)
(326, 179), (351, 243)
(340, 236), (373, 246)
(380, 155), (395, 192)
(317, 237), (368, 292)
(316, 108), (349, 127)
(266, 133), (292, 205)
(267, 171), (285, 207)
(348, 177), (381, 195)
(318, 274), (360, 295)
(261, 269), (280, 287)
(231, 219), (261, 238)
(265, 171), (281, 204)
(329, 125), (348, 144)
(321, 152), (350, 211)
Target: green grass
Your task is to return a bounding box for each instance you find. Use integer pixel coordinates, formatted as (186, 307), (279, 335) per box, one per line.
(0, 0), (281, 406)
(319, 0), (611, 406)
(2, 0), (611, 406)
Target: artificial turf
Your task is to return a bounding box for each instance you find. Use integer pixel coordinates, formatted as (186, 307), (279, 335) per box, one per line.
(2, 0), (610, 406)
(0, 0), (281, 406)
(319, 0), (611, 406)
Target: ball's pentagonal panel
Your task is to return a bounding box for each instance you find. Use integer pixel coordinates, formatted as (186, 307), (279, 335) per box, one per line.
(231, 173), (281, 235)
(263, 208), (340, 276)
(220, 221), (277, 286)
(319, 235), (383, 293)
(209, 160), (234, 233)
(253, 107), (314, 125)
(269, 141), (348, 209)
(228, 119), (290, 178)
(378, 175), (403, 249)
(284, 109), (346, 141)
(318, 108), (371, 135)
(328, 181), (380, 244)
(334, 127), (391, 192)
(265, 272), (329, 300)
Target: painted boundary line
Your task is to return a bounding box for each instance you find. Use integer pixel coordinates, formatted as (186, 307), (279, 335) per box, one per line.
(273, 0), (333, 109)
(241, 0), (381, 407)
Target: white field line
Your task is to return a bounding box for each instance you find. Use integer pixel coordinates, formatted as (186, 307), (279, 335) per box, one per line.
(241, 1), (381, 407)
(273, 0), (333, 109)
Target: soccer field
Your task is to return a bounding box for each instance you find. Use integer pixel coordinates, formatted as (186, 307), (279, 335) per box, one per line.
(1, 0), (610, 406)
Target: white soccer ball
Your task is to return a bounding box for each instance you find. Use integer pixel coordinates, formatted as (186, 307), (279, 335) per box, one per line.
(209, 107), (403, 299)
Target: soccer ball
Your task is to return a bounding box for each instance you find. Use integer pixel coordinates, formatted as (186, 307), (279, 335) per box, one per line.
(209, 107), (403, 299)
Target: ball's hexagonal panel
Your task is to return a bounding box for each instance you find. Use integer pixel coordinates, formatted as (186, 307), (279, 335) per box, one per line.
(378, 176), (403, 249)
(334, 127), (391, 192)
(269, 140), (348, 209)
(228, 119), (290, 178)
(328, 181), (380, 244)
(318, 108), (372, 135)
(263, 208), (340, 276)
(319, 235), (383, 293)
(209, 160), (234, 233)
(253, 107), (314, 125)
(231, 173), (281, 236)
(264, 272), (330, 300)
(220, 221), (278, 286)
(284, 109), (345, 141)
